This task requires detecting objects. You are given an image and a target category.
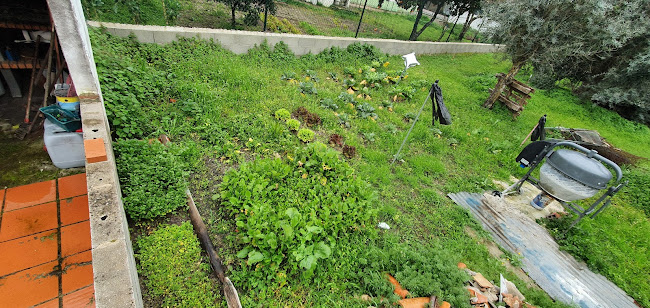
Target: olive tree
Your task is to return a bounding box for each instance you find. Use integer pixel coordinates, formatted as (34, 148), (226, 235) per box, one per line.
(483, 0), (650, 124)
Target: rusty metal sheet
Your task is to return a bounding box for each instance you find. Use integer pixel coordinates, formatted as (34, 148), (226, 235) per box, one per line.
(448, 192), (637, 308)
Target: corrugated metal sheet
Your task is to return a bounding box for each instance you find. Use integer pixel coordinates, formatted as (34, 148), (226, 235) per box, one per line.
(448, 192), (636, 308)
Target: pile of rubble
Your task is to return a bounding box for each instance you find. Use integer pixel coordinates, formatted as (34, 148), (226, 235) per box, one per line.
(459, 262), (535, 308)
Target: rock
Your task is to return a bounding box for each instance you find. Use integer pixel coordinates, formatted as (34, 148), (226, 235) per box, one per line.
(473, 273), (494, 288)
(377, 222), (390, 230)
(360, 294), (371, 301)
(397, 297), (430, 308)
(457, 262), (467, 269)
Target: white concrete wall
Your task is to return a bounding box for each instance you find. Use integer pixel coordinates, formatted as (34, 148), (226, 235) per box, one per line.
(87, 21), (502, 56)
(48, 1), (143, 307)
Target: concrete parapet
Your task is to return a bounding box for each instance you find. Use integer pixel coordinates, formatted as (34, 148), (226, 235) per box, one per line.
(87, 21), (503, 56)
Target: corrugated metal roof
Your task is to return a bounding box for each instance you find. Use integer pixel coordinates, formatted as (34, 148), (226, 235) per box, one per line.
(448, 192), (636, 308)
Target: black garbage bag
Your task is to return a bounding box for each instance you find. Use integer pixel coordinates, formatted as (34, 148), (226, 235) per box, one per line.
(531, 114), (547, 141)
(431, 80), (452, 125)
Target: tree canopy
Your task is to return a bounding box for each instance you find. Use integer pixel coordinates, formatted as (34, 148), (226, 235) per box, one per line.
(484, 0), (650, 124)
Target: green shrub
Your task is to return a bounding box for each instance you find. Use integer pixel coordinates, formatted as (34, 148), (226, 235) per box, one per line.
(219, 142), (375, 289)
(286, 118), (300, 131)
(297, 128), (315, 142)
(114, 140), (187, 220)
(136, 222), (220, 306)
(275, 108), (291, 121)
(266, 15), (300, 34)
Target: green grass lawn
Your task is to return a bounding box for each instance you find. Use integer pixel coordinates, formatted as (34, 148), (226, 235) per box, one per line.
(91, 29), (650, 307)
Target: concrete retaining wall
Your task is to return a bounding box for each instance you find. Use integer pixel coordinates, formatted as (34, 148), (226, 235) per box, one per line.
(88, 21), (502, 56)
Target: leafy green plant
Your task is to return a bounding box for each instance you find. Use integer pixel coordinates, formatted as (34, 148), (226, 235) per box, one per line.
(220, 143), (375, 289)
(286, 118), (300, 131)
(275, 108), (291, 121)
(299, 82), (318, 95)
(362, 132), (376, 142)
(281, 71), (297, 81)
(404, 112), (417, 122)
(114, 140), (188, 220)
(136, 222), (220, 307)
(356, 102), (378, 119)
(320, 98), (339, 110)
(338, 92), (356, 104)
(305, 70), (320, 82)
(385, 123), (398, 134)
(328, 71), (339, 81)
(343, 79), (356, 89)
(297, 128), (315, 142)
(364, 71), (387, 84)
(337, 113), (352, 128)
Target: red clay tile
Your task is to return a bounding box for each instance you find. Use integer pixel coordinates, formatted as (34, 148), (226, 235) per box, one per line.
(63, 285), (95, 308)
(33, 297), (60, 308)
(0, 261), (59, 307)
(62, 251), (94, 294)
(61, 221), (92, 257)
(61, 195), (90, 226)
(58, 173), (87, 200)
(1, 188), (5, 206)
(0, 229), (58, 277)
(4, 180), (56, 211)
(84, 139), (107, 163)
(0, 202), (57, 242)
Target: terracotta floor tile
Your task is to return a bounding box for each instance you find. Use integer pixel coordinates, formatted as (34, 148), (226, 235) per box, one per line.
(61, 221), (92, 257)
(61, 195), (90, 226)
(0, 202), (57, 242)
(4, 180), (56, 211)
(63, 285), (95, 308)
(0, 229), (58, 277)
(62, 251), (94, 294)
(33, 297), (60, 308)
(58, 173), (87, 200)
(1, 188), (5, 206)
(0, 261), (59, 307)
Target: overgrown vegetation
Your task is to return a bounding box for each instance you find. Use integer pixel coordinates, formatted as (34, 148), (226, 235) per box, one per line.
(114, 140), (189, 220)
(92, 28), (650, 307)
(136, 222), (222, 306)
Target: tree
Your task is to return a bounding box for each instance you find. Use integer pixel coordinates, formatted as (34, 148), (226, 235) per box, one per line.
(483, 0), (650, 125)
(399, 0), (448, 41)
(215, 0), (274, 29)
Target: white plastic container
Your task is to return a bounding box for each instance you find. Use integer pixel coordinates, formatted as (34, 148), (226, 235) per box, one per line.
(44, 119), (85, 169)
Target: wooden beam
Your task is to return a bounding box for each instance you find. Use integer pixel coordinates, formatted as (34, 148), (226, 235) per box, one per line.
(0, 60), (41, 69)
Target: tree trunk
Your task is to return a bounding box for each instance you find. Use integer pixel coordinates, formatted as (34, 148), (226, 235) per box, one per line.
(457, 13), (474, 41)
(412, 4), (442, 41)
(445, 15), (460, 42)
(409, 5), (425, 41)
(231, 6), (236, 29)
(483, 62), (524, 108)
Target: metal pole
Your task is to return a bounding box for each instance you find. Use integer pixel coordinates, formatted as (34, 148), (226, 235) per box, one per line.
(263, 1), (268, 32)
(391, 86), (434, 164)
(355, 0), (369, 38)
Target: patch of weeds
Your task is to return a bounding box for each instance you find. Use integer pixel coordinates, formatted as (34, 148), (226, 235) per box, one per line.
(219, 143), (375, 290)
(297, 128), (315, 142)
(299, 21), (323, 35)
(281, 71), (297, 82)
(328, 71), (339, 81)
(338, 92), (356, 105)
(380, 100), (394, 111)
(114, 140), (187, 220)
(136, 222), (220, 307)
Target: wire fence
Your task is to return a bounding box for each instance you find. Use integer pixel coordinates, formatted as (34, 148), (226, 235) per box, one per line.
(270, 0), (465, 42)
